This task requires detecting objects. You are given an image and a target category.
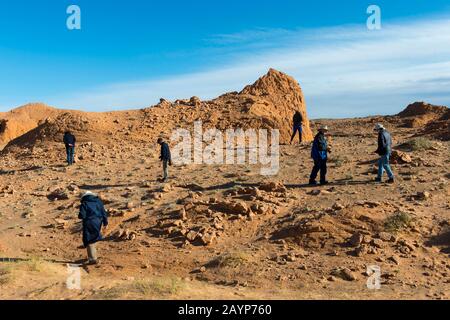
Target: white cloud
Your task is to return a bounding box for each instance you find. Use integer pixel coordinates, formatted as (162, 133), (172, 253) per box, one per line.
(51, 15), (450, 118)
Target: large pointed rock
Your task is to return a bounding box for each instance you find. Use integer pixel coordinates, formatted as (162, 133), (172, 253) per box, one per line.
(240, 69), (313, 143)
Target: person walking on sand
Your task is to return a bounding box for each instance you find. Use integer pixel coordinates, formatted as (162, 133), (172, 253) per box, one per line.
(63, 131), (76, 166)
(157, 138), (172, 182)
(290, 111), (304, 145)
(79, 191), (108, 265)
(309, 126), (331, 185)
(374, 123), (395, 184)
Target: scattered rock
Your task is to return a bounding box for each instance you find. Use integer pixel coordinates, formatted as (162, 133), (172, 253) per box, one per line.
(388, 256), (401, 265)
(332, 202), (345, 211)
(186, 230), (198, 242)
(199, 232), (216, 246)
(214, 201), (251, 216)
(331, 267), (357, 281)
(391, 150), (412, 164)
(47, 188), (69, 201)
(377, 232), (396, 242)
(371, 239), (385, 249)
(416, 191), (431, 201)
(348, 232), (364, 247)
(114, 229), (138, 241)
(259, 182), (287, 193)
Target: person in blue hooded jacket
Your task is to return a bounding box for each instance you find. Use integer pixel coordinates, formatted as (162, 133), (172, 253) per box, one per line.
(63, 131), (76, 166)
(309, 126), (330, 185)
(78, 191), (108, 265)
(374, 123), (395, 184)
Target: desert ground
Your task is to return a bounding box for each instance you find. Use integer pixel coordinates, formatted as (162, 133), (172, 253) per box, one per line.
(0, 70), (449, 300)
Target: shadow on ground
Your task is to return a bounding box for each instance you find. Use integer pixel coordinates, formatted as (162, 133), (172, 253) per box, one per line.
(425, 230), (450, 256)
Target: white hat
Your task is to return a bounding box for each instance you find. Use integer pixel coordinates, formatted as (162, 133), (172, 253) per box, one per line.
(374, 123), (385, 131)
(319, 125), (329, 131)
(81, 191), (97, 199)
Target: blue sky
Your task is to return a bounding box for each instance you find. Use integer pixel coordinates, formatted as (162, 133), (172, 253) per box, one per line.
(1, 0), (450, 118)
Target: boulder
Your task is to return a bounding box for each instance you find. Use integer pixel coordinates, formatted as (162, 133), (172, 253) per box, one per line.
(259, 182), (287, 193)
(114, 229), (138, 241)
(391, 150), (412, 164)
(214, 201), (251, 216)
(348, 232), (364, 247)
(47, 188), (69, 201)
(199, 232), (217, 246)
(331, 267), (357, 281)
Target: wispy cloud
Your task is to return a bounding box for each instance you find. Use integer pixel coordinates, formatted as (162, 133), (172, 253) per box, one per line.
(51, 15), (450, 118)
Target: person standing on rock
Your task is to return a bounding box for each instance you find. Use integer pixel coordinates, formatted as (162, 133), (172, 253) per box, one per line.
(374, 123), (395, 184)
(290, 111), (304, 145)
(79, 191), (108, 265)
(63, 131), (76, 166)
(309, 126), (330, 185)
(158, 138), (172, 182)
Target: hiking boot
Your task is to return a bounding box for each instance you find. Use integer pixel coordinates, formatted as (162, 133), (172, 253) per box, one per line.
(87, 259), (98, 266)
(387, 178), (395, 184)
(309, 180), (318, 185)
(374, 177), (382, 183)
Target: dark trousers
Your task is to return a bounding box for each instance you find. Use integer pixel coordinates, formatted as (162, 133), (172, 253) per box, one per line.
(310, 158), (327, 183)
(66, 146), (75, 165)
(290, 124), (303, 143)
(162, 160), (169, 180)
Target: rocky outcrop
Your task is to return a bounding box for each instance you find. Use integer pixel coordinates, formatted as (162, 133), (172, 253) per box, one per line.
(0, 103), (60, 146)
(397, 102), (449, 141)
(2, 69), (314, 152)
(240, 69), (313, 143)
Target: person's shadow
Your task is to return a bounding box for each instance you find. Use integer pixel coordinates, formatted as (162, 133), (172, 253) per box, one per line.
(285, 178), (374, 189)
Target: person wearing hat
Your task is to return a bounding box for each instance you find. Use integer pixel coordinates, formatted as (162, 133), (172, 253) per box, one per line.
(309, 125), (331, 185)
(157, 137), (172, 182)
(374, 123), (395, 183)
(78, 191), (108, 265)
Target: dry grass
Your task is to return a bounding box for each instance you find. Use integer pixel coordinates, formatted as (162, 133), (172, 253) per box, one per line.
(404, 138), (434, 151)
(21, 257), (46, 272)
(0, 265), (13, 285)
(330, 155), (350, 167)
(92, 277), (185, 300)
(207, 251), (251, 269)
(384, 212), (413, 233)
(0, 257), (49, 287)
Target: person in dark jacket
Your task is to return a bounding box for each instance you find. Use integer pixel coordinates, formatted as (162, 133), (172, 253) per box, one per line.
(374, 123), (395, 183)
(78, 191), (108, 265)
(63, 131), (76, 165)
(290, 111), (304, 144)
(309, 126), (330, 185)
(157, 138), (172, 182)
